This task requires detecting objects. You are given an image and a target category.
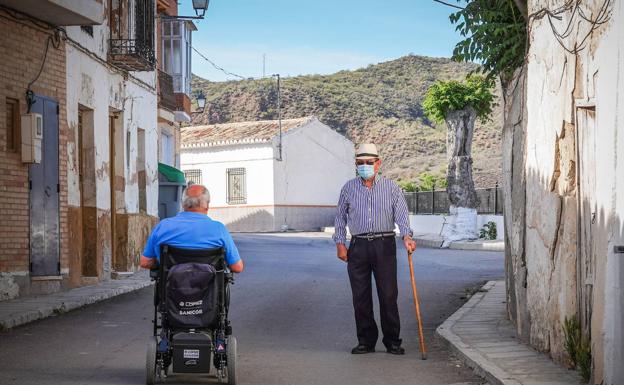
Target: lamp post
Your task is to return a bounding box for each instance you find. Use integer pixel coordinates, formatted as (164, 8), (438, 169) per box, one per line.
(272, 74), (282, 161)
(195, 90), (206, 113)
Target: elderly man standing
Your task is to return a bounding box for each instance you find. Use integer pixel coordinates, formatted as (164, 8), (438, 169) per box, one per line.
(334, 143), (416, 355)
(140, 184), (244, 273)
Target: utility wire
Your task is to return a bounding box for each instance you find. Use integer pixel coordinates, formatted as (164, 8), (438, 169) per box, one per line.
(192, 46), (247, 80)
(432, 0), (464, 10)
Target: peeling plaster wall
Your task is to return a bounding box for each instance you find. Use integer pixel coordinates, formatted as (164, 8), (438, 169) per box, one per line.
(523, 1), (623, 383)
(65, 25), (159, 279)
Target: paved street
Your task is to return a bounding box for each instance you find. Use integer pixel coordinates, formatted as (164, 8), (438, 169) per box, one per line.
(0, 233), (503, 385)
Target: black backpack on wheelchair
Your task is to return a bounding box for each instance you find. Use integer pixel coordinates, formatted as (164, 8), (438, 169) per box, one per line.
(146, 245), (237, 384)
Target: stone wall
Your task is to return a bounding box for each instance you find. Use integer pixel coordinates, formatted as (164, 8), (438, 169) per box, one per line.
(506, 2), (624, 383)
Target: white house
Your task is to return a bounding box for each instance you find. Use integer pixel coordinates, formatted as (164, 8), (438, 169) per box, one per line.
(181, 116), (355, 232)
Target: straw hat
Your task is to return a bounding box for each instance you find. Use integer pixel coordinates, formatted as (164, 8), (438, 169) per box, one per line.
(355, 143), (379, 160)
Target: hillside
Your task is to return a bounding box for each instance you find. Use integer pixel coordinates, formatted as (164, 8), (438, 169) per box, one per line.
(191, 55), (502, 187)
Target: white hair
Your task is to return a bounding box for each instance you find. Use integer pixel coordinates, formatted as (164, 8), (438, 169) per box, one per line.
(182, 185), (211, 210)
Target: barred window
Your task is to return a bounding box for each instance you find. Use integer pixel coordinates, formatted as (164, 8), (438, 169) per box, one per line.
(184, 169), (202, 185)
(226, 168), (246, 205)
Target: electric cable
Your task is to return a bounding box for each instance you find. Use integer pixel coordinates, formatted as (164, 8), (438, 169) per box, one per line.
(192, 46), (247, 80)
(26, 30), (61, 112)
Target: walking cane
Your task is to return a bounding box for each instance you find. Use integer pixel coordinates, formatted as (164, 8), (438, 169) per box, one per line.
(407, 250), (427, 360)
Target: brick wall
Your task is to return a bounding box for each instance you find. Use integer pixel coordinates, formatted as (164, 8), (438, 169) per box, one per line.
(0, 15), (68, 276)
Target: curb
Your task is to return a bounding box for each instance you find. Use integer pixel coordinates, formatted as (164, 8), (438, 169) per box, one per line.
(413, 237), (444, 248)
(435, 281), (520, 385)
(0, 278), (153, 331)
(448, 241), (505, 252)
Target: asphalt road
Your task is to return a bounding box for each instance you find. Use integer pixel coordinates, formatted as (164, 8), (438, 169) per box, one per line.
(0, 233), (503, 385)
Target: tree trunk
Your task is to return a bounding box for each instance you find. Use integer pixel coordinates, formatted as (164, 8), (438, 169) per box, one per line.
(442, 107), (479, 244)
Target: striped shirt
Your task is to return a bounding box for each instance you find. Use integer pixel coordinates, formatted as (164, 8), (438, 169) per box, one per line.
(333, 176), (413, 244)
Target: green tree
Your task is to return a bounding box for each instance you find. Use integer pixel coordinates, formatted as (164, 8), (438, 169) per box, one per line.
(422, 75), (495, 124)
(448, 0), (528, 84)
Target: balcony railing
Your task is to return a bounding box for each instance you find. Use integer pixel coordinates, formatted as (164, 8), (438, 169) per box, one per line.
(158, 70), (177, 111)
(108, 0), (155, 71)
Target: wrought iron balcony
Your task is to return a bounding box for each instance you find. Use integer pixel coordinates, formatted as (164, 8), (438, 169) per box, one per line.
(108, 0), (155, 71)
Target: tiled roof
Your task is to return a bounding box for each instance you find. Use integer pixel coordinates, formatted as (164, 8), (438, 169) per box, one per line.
(181, 116), (316, 149)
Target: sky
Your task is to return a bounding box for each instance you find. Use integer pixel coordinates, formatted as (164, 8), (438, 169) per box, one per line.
(179, 0), (464, 82)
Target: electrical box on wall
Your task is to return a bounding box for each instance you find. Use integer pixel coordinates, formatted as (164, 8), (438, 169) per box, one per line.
(21, 113), (43, 163)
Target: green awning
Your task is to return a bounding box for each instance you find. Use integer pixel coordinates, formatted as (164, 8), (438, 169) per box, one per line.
(158, 163), (186, 184)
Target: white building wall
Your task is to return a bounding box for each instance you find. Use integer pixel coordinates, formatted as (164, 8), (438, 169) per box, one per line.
(181, 144), (275, 207)
(594, 2), (624, 382)
(182, 143), (276, 231)
(65, 43), (114, 211)
(273, 118), (355, 206)
(65, 32), (158, 217)
(271, 119), (354, 231)
(525, 1), (624, 382)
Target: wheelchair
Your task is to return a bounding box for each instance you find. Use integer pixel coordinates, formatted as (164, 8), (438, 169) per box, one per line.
(147, 245), (237, 384)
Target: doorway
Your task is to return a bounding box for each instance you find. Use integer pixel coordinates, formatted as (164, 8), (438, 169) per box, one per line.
(28, 95), (60, 276)
(78, 107), (97, 276)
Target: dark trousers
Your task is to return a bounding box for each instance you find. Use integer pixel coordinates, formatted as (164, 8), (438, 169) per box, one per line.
(347, 236), (401, 348)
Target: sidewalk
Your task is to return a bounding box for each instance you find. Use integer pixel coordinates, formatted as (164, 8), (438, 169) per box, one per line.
(436, 280), (581, 385)
(0, 270), (153, 331)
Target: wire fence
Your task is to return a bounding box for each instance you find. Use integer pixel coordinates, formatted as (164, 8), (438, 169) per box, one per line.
(404, 184), (503, 215)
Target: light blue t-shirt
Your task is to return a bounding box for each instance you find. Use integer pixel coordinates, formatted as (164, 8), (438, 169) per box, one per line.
(142, 211), (241, 266)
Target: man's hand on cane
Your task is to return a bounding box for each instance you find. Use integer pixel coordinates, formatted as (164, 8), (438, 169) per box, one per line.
(403, 235), (417, 253)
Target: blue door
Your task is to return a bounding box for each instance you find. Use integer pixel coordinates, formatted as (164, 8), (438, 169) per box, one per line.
(29, 95), (60, 276)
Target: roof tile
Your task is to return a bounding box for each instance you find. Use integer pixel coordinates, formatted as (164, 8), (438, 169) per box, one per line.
(181, 116), (315, 148)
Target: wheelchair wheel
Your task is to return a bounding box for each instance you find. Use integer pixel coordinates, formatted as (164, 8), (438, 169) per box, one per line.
(227, 336), (237, 385)
(146, 337), (158, 385)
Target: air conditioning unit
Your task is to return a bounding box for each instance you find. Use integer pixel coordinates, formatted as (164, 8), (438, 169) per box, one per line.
(21, 113), (43, 163)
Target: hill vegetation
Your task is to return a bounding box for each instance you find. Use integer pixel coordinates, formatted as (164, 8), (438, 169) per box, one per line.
(191, 55), (502, 187)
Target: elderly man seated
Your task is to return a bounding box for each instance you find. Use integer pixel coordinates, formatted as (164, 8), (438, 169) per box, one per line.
(140, 184), (244, 273)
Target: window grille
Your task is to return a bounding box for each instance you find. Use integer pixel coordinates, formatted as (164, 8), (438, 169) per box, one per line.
(184, 169), (202, 186)
(227, 168), (246, 204)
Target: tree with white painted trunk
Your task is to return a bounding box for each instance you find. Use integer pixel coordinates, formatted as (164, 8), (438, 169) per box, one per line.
(423, 75), (495, 244)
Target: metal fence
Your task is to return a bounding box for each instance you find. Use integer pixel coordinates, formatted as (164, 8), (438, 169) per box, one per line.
(404, 184), (503, 215)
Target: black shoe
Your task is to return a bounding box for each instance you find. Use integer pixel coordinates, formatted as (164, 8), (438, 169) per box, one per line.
(351, 344), (375, 354)
(386, 345), (405, 355)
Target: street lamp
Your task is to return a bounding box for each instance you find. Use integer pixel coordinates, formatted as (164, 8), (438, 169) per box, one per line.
(161, 0), (210, 20)
(195, 90), (206, 113)
(192, 0), (210, 17)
